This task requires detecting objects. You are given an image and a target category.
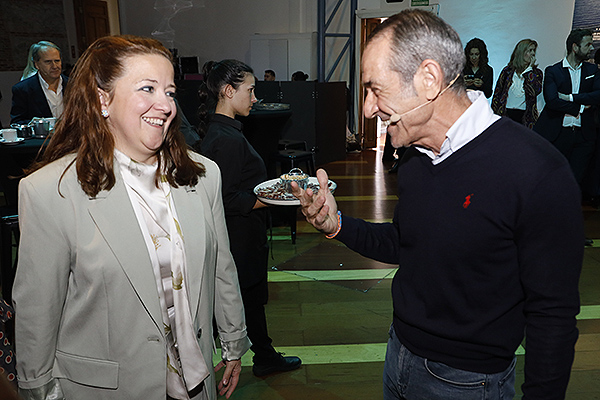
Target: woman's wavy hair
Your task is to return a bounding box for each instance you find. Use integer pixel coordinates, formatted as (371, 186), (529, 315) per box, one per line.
(508, 39), (538, 75)
(464, 38), (490, 71)
(31, 35), (205, 197)
(197, 59), (253, 137)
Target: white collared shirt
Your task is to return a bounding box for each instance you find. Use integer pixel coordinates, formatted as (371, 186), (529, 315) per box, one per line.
(415, 90), (500, 164)
(506, 66), (532, 110)
(562, 57), (584, 128)
(38, 74), (64, 118)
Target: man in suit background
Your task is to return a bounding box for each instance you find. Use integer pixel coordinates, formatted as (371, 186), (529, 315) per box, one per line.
(10, 41), (68, 125)
(534, 29), (600, 189)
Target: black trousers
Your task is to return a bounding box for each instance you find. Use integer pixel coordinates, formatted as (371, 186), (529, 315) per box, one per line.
(240, 277), (276, 362)
(552, 126), (595, 186)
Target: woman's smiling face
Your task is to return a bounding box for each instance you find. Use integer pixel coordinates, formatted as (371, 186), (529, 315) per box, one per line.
(100, 53), (176, 164)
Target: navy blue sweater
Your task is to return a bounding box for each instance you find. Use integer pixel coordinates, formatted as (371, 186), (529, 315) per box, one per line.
(337, 118), (582, 399)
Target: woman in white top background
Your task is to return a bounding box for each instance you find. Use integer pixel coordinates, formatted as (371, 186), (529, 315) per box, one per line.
(492, 39), (543, 129)
(13, 35), (250, 400)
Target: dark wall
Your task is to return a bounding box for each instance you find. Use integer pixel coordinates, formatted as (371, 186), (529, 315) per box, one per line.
(175, 79), (203, 128)
(277, 81), (347, 167)
(0, 0), (69, 71)
(176, 79), (348, 168)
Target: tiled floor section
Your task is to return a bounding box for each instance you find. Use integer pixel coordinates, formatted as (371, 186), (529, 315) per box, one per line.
(216, 148), (600, 400)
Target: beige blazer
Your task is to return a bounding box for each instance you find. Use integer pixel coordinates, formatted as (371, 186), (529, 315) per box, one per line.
(13, 152), (250, 400)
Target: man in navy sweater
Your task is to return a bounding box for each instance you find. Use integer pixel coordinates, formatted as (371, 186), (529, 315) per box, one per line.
(293, 9), (582, 400)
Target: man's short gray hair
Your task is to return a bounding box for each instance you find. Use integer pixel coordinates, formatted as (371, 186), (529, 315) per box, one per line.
(31, 41), (61, 62)
(368, 9), (465, 92)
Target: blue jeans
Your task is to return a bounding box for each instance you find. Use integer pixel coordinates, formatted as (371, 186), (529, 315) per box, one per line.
(383, 326), (516, 400)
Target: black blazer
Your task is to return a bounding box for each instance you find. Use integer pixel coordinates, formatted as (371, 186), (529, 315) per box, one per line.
(10, 73), (69, 125)
(534, 61), (600, 142)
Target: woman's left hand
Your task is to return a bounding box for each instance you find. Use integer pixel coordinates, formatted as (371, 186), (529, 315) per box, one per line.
(215, 359), (242, 398)
(473, 78), (483, 88)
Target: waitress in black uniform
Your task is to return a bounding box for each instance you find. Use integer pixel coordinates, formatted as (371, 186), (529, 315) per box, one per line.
(198, 59), (301, 377)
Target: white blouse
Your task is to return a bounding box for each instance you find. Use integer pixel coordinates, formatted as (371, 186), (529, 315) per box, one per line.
(506, 66), (532, 110)
(115, 149), (208, 399)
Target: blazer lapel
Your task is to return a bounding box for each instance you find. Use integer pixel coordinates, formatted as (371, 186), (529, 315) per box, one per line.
(171, 184), (207, 318)
(561, 65), (573, 94)
(580, 63), (595, 92)
(31, 75), (53, 117)
(62, 75), (69, 95)
(88, 178), (164, 330)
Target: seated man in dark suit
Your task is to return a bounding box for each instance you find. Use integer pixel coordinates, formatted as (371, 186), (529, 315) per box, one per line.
(534, 29), (600, 188)
(10, 41), (68, 125)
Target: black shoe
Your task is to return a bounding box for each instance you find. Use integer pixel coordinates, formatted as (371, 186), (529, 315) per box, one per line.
(585, 237), (593, 246)
(252, 353), (302, 377)
(388, 161), (399, 174)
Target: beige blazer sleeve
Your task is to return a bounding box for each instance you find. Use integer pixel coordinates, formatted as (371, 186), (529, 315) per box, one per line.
(189, 154), (251, 359)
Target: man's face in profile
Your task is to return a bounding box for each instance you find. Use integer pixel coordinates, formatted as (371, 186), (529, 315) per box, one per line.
(264, 71), (275, 81)
(575, 35), (594, 61)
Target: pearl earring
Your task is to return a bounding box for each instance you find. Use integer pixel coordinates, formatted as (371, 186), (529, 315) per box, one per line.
(101, 109), (109, 118)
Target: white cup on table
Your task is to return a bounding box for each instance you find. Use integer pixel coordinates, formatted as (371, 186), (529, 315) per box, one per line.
(1, 128), (18, 142)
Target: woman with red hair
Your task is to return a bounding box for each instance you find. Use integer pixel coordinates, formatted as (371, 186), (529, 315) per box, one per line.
(13, 35), (250, 400)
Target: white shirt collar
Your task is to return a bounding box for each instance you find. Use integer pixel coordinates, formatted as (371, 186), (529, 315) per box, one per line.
(563, 57), (582, 71)
(38, 73), (63, 91)
(415, 90), (500, 164)
(114, 148), (160, 192)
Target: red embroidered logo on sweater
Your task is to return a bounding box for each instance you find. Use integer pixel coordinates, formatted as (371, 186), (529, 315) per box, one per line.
(463, 194), (474, 209)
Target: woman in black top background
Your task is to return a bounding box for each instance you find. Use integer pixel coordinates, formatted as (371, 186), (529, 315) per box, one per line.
(198, 60), (301, 377)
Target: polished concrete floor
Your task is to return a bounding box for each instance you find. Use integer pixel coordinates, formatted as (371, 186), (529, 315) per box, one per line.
(216, 145), (600, 400)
